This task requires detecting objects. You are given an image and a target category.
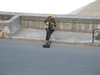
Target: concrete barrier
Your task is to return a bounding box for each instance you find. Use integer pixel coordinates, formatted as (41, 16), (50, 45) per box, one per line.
(20, 15), (100, 33)
(0, 14), (14, 20)
(0, 14), (20, 37)
(9, 15), (20, 35)
(0, 12), (100, 34)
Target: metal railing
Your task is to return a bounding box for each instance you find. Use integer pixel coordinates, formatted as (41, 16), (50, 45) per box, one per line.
(92, 29), (100, 43)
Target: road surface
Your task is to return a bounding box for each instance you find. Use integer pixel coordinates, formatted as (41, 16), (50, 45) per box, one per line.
(0, 39), (100, 75)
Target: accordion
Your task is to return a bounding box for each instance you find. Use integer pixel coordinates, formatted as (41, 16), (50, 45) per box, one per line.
(49, 22), (56, 31)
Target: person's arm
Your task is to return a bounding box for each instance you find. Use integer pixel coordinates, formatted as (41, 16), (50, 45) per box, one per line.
(53, 18), (56, 29)
(44, 18), (49, 26)
(53, 18), (56, 27)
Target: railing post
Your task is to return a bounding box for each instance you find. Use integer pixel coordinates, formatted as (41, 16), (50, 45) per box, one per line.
(92, 29), (95, 43)
(92, 29), (100, 43)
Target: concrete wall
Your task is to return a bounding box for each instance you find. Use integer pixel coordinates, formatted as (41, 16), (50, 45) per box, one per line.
(0, 14), (14, 20)
(21, 16), (45, 29)
(20, 15), (100, 33)
(0, 15), (20, 35)
(0, 12), (100, 34)
(0, 22), (9, 32)
(9, 15), (20, 35)
(76, 0), (100, 16)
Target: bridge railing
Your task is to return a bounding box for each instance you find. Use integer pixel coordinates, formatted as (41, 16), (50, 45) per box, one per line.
(92, 29), (100, 43)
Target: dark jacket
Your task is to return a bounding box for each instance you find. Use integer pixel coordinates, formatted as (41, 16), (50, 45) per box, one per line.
(44, 17), (56, 27)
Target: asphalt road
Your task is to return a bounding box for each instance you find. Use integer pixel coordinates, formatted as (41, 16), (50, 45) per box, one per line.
(0, 39), (100, 75)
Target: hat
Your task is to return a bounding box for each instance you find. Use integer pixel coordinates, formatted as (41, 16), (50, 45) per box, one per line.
(48, 13), (52, 16)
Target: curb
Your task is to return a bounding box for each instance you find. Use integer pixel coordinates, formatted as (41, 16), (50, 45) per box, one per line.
(10, 37), (100, 47)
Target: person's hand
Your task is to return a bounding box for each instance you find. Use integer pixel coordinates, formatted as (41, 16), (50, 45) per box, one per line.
(45, 23), (48, 26)
(53, 26), (56, 29)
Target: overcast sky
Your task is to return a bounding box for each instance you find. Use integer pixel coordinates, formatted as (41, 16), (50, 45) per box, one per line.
(0, 0), (95, 14)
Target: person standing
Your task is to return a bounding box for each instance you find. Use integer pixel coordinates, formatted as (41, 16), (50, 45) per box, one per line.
(44, 13), (56, 42)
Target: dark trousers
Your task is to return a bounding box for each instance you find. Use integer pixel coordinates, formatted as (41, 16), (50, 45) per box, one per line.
(46, 28), (53, 41)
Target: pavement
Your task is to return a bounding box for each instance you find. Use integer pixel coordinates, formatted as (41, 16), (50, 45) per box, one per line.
(0, 39), (100, 75)
(10, 28), (100, 46)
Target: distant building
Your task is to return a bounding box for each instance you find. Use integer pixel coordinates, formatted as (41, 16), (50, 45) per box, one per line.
(69, 0), (100, 16)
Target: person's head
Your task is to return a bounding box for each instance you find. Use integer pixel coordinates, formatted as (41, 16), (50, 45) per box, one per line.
(48, 13), (52, 19)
